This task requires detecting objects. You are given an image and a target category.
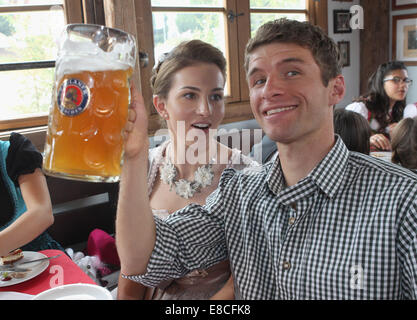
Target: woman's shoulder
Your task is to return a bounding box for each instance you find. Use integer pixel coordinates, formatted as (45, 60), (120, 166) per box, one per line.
(149, 140), (169, 162)
(345, 101), (367, 111)
(228, 148), (260, 170)
(147, 140), (170, 194)
(345, 101), (369, 119)
(5, 132), (42, 184)
(403, 103), (417, 118)
(7, 133), (42, 166)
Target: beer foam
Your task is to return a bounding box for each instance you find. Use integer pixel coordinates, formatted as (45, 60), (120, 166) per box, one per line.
(56, 39), (134, 79)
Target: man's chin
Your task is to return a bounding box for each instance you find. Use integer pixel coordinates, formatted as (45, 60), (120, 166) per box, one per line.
(264, 131), (297, 145)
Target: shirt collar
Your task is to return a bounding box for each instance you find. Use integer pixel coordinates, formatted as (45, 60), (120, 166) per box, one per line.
(266, 135), (349, 200)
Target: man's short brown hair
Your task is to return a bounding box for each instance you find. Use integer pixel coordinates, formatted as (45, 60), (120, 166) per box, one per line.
(245, 18), (342, 87)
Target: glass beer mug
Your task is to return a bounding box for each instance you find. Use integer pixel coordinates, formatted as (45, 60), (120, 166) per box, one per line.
(43, 24), (137, 182)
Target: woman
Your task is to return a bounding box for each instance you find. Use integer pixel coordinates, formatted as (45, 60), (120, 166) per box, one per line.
(346, 61), (416, 151)
(0, 133), (62, 256)
(116, 40), (258, 300)
(391, 117), (417, 170)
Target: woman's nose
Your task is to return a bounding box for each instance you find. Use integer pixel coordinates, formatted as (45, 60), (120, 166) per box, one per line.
(400, 81), (409, 89)
(196, 98), (212, 116)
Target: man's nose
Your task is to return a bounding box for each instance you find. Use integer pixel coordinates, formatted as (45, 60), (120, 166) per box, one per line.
(263, 76), (285, 99)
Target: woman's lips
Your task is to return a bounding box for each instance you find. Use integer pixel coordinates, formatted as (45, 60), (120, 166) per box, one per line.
(191, 123), (211, 131)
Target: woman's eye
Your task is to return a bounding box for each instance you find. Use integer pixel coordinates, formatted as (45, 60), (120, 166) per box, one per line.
(211, 94), (224, 101)
(184, 92), (196, 99)
(253, 78), (266, 87)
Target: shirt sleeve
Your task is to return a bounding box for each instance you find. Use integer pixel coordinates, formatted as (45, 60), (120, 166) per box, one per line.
(6, 132), (42, 187)
(123, 170), (236, 287)
(403, 104), (417, 119)
(345, 102), (369, 120)
(397, 184), (417, 299)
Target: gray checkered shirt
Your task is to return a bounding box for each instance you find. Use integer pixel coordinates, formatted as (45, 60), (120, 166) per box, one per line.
(126, 136), (417, 299)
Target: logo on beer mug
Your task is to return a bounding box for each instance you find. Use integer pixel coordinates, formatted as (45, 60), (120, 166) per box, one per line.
(57, 78), (90, 116)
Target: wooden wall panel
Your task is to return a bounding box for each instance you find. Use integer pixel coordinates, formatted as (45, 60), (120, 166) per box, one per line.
(103, 0), (142, 96)
(82, 0), (105, 25)
(359, 0), (390, 95)
(308, 0), (328, 33)
(64, 0), (83, 23)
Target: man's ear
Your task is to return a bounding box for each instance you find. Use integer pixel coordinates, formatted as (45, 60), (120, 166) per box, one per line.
(153, 95), (168, 119)
(329, 75), (346, 107)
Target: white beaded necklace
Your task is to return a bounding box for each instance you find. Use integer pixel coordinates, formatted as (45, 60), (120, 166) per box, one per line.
(159, 144), (215, 199)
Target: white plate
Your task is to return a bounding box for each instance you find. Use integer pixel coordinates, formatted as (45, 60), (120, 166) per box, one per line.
(0, 251), (49, 287)
(370, 151), (392, 162)
(32, 283), (113, 300)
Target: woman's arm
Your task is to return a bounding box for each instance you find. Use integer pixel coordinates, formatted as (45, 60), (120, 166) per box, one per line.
(0, 168), (54, 256)
(116, 272), (146, 300)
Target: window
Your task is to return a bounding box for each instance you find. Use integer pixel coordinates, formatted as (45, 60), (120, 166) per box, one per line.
(249, 0), (308, 36)
(150, 0), (231, 104)
(104, 0), (326, 134)
(0, 0), (82, 131)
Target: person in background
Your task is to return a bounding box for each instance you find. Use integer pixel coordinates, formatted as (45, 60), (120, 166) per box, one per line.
(0, 133), (63, 256)
(391, 117), (417, 170)
(116, 40), (258, 300)
(346, 61), (416, 151)
(333, 108), (371, 155)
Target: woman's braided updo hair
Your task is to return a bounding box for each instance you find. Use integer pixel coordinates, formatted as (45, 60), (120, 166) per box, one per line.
(150, 40), (227, 100)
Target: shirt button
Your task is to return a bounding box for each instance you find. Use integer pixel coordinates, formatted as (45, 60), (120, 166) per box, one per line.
(289, 217), (296, 225)
(283, 261), (291, 270)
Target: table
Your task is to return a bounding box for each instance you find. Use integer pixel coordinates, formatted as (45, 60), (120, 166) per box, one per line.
(0, 249), (96, 296)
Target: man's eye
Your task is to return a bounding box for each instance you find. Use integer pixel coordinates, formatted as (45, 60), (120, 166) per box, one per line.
(287, 71), (300, 77)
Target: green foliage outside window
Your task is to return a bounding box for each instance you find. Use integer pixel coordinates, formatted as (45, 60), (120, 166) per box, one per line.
(0, 9), (64, 118)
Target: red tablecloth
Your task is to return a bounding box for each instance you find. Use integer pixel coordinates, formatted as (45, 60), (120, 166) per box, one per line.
(0, 249), (97, 295)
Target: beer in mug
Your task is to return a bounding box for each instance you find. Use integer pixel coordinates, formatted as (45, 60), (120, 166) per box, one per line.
(43, 24), (137, 182)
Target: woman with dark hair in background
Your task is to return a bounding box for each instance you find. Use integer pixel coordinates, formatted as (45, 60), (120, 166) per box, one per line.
(346, 61), (416, 151)
(334, 108), (371, 155)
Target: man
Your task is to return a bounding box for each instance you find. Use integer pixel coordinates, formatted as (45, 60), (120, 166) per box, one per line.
(116, 19), (417, 299)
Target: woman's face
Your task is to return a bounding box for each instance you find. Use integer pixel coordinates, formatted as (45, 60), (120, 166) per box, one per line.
(383, 69), (409, 105)
(155, 63), (225, 145)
